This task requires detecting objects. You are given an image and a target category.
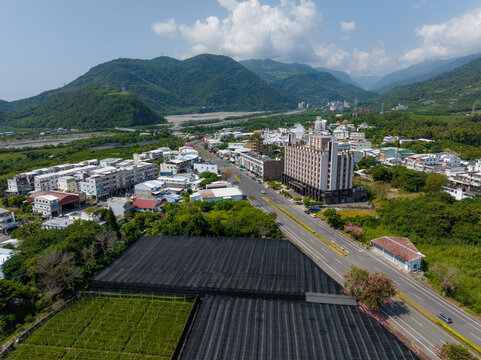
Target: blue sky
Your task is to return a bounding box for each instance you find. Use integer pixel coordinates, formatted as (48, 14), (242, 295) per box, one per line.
(1, 0), (481, 100)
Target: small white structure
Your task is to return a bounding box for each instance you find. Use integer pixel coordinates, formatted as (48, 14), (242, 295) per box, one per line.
(371, 236), (425, 272)
(32, 195), (60, 217)
(0, 208), (18, 234)
(108, 197), (134, 217)
(190, 187), (244, 202)
(443, 187), (479, 201)
(194, 163), (219, 175)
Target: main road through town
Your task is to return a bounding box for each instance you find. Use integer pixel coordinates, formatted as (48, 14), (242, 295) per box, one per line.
(195, 145), (481, 359)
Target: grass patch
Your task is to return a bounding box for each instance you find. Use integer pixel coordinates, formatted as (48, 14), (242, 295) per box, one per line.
(338, 209), (377, 217)
(6, 295), (193, 360)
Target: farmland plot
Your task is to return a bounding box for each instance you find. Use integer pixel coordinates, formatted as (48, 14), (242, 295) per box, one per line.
(6, 295), (193, 360)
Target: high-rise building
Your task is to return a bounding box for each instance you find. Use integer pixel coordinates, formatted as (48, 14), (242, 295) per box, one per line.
(283, 135), (362, 204)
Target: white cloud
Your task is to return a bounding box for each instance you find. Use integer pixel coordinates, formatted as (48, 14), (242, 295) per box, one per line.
(170, 0), (321, 62)
(149, 1), (396, 75)
(412, 0), (429, 9)
(403, 7), (481, 64)
(340, 21), (356, 33)
(314, 43), (392, 75)
(151, 18), (177, 36)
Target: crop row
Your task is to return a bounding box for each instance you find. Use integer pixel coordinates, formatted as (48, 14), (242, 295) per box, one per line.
(7, 296), (193, 359)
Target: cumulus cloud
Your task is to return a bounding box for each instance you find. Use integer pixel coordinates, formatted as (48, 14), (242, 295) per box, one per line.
(164, 0), (321, 62)
(403, 7), (481, 64)
(340, 21), (356, 33)
(150, 0), (395, 75)
(314, 43), (392, 75)
(151, 18), (177, 36)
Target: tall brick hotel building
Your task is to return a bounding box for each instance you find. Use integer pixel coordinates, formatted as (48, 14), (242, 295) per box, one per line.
(283, 134), (365, 204)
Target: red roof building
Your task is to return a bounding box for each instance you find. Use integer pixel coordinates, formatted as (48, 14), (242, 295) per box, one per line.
(28, 191), (80, 206)
(133, 199), (162, 212)
(370, 236), (425, 272)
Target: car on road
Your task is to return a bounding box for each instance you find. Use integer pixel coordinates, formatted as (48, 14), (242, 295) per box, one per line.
(310, 213), (317, 218)
(437, 312), (452, 323)
(304, 210), (310, 214)
(260, 190), (266, 194)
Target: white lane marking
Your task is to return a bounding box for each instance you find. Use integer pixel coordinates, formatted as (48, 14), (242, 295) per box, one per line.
(382, 308), (437, 357)
(373, 266), (382, 273)
(240, 160), (481, 335)
(412, 318), (424, 327)
(412, 293), (424, 302)
(471, 332), (481, 342)
(334, 258), (342, 265)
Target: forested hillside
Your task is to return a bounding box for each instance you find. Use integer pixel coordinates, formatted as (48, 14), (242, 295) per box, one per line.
(0, 84), (164, 129)
(375, 57), (481, 110)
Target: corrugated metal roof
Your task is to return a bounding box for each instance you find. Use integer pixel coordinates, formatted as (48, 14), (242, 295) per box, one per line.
(92, 236), (342, 297)
(182, 295), (419, 360)
(132, 199), (158, 209)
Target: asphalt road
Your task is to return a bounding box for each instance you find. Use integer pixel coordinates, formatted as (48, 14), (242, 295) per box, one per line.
(197, 145), (481, 359)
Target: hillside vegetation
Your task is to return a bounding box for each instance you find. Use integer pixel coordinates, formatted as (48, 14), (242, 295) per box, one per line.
(62, 54), (293, 113)
(241, 59), (375, 105)
(375, 56), (481, 110)
(0, 84), (165, 129)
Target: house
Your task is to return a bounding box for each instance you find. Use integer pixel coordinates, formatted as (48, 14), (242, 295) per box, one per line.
(0, 208), (18, 234)
(190, 187), (244, 202)
(108, 197), (134, 217)
(371, 236), (425, 272)
(133, 199), (163, 212)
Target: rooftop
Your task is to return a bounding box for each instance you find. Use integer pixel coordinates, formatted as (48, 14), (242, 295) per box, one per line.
(182, 295), (418, 360)
(371, 236), (425, 262)
(92, 236), (343, 297)
(132, 199), (159, 210)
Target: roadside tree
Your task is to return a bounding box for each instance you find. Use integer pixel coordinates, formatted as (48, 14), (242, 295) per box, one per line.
(344, 266), (397, 311)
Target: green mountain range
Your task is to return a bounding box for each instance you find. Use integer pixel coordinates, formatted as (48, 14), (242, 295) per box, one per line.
(373, 56), (481, 110)
(62, 54), (293, 113)
(241, 58), (375, 105)
(0, 84), (164, 129)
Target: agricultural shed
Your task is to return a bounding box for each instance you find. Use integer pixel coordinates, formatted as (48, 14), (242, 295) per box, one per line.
(92, 236), (343, 298)
(181, 295), (419, 360)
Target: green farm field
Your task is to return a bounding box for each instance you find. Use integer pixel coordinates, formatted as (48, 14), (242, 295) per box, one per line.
(6, 295), (193, 360)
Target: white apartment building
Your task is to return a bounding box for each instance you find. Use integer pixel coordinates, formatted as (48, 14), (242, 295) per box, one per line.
(0, 208), (18, 234)
(32, 195), (61, 217)
(349, 140), (372, 151)
(439, 153), (462, 168)
(405, 154), (439, 172)
(79, 162), (157, 199)
(57, 176), (77, 192)
(283, 134), (362, 204)
(333, 129), (349, 140)
(349, 132), (366, 141)
(194, 163), (219, 174)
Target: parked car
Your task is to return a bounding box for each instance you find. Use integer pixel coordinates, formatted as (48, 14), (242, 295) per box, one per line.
(437, 312), (452, 323)
(260, 190), (266, 194)
(310, 213), (317, 218)
(304, 210), (310, 214)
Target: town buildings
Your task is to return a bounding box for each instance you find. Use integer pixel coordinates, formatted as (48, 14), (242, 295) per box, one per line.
(283, 134), (363, 204)
(0, 208), (18, 234)
(371, 236), (424, 272)
(238, 152), (284, 180)
(190, 187), (244, 202)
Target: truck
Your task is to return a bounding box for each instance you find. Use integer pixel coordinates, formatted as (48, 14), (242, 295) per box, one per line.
(309, 206), (321, 211)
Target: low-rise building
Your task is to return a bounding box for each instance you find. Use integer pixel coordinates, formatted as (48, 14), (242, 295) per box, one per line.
(57, 176), (78, 192)
(379, 147), (414, 164)
(371, 236), (425, 272)
(190, 187), (244, 202)
(405, 154), (439, 172)
(349, 132), (365, 141)
(30, 191), (82, 217)
(0, 208), (18, 234)
(108, 197), (134, 217)
(443, 187), (480, 201)
(32, 195), (61, 217)
(134, 180), (165, 199)
(193, 163), (219, 175)
(133, 198), (163, 212)
(238, 152), (284, 180)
